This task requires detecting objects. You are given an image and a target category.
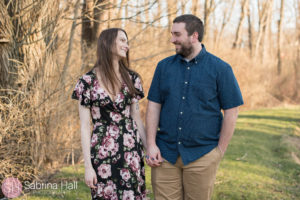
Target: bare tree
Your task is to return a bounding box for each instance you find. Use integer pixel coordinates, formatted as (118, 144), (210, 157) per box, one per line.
(0, 0), (14, 89)
(203, 0), (217, 41)
(232, 0), (249, 49)
(81, 0), (107, 71)
(277, 0), (284, 75)
(261, 0), (274, 63)
(254, 0), (273, 59)
(215, 0), (235, 49)
(192, 0), (199, 16)
(293, 0), (300, 98)
(247, 0), (252, 56)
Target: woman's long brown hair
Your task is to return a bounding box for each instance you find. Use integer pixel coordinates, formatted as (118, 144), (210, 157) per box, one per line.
(95, 28), (141, 97)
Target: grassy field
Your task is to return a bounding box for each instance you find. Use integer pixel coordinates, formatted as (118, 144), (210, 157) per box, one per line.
(15, 107), (300, 200)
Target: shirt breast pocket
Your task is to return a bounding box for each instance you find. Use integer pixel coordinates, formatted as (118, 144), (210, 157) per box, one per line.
(160, 76), (175, 101)
(191, 83), (217, 103)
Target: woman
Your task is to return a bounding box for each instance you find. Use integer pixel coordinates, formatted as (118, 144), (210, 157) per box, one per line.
(72, 28), (147, 199)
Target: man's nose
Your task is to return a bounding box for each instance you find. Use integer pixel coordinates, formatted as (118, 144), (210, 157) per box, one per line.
(170, 36), (176, 43)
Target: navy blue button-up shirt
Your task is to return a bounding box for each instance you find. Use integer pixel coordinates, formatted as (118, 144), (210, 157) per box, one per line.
(147, 45), (244, 165)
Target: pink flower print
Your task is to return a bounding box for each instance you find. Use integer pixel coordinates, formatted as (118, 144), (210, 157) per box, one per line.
(133, 151), (141, 160)
(76, 82), (84, 97)
(125, 122), (133, 133)
(123, 134), (135, 149)
(120, 169), (131, 182)
(98, 164), (111, 179)
(111, 143), (119, 156)
(125, 151), (141, 172)
(122, 190), (135, 200)
(115, 93), (124, 104)
(82, 75), (92, 84)
(124, 85), (129, 93)
(92, 106), (101, 119)
(93, 80), (107, 99)
(137, 175), (144, 186)
(124, 152), (133, 164)
(130, 156), (140, 172)
(93, 122), (103, 131)
(98, 146), (108, 159)
(110, 112), (122, 123)
(102, 136), (115, 151)
(107, 125), (120, 139)
(91, 89), (98, 101)
(91, 134), (98, 147)
(103, 180), (117, 199)
(122, 106), (130, 118)
(96, 182), (105, 197)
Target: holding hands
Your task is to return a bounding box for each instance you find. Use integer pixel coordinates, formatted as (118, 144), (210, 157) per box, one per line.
(145, 144), (163, 167)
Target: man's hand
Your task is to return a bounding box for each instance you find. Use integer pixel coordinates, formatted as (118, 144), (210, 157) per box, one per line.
(146, 144), (163, 167)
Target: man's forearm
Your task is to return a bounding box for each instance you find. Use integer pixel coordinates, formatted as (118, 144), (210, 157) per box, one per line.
(218, 107), (239, 154)
(146, 101), (161, 146)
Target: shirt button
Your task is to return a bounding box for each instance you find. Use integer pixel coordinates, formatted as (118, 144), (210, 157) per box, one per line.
(185, 81), (188, 84)
(178, 127), (182, 130)
(187, 67), (190, 70)
(180, 112), (183, 115)
(178, 141), (181, 144)
(182, 96), (185, 99)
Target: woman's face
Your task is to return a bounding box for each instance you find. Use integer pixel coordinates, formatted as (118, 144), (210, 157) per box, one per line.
(113, 30), (129, 59)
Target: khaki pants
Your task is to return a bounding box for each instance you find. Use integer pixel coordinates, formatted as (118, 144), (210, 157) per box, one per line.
(151, 147), (223, 200)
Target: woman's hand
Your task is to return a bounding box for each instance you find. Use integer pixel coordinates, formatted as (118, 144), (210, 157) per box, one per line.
(85, 166), (97, 189)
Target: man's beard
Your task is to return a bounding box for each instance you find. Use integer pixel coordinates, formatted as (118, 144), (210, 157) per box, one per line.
(175, 42), (193, 58)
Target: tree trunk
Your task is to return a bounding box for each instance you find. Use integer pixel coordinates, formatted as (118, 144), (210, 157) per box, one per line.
(81, 0), (106, 71)
(203, 0), (216, 41)
(293, 0), (300, 98)
(192, 0), (198, 16)
(232, 0), (249, 49)
(0, 0), (14, 89)
(261, 0), (273, 64)
(247, 0), (252, 56)
(277, 0), (284, 75)
(215, 0), (235, 49)
(254, 0), (268, 60)
(167, 0), (173, 33)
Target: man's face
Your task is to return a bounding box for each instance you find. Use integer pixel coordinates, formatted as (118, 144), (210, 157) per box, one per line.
(170, 22), (193, 57)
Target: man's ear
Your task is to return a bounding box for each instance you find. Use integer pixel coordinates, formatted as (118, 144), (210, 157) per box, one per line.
(192, 32), (199, 43)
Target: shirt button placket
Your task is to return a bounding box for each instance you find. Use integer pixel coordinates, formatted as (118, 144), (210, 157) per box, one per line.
(177, 65), (191, 145)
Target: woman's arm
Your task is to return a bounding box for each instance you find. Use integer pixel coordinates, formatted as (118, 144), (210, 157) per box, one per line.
(79, 103), (97, 189)
(130, 102), (147, 150)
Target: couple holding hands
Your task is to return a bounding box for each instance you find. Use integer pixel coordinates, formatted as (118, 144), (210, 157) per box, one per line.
(72, 14), (243, 200)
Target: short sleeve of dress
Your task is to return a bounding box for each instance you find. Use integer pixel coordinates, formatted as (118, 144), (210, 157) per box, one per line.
(71, 76), (91, 108)
(131, 73), (145, 103)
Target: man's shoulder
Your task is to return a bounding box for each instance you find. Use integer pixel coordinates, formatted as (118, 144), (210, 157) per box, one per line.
(158, 54), (178, 66)
(205, 52), (231, 70)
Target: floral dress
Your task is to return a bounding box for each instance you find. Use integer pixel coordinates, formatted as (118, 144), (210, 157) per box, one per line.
(72, 69), (146, 200)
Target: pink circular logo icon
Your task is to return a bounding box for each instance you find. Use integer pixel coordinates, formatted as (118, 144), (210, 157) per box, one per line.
(1, 177), (22, 198)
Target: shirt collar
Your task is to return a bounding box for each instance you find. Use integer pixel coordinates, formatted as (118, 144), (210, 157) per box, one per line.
(178, 44), (207, 64)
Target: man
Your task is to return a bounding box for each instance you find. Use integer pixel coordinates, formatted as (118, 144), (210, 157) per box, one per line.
(146, 14), (244, 200)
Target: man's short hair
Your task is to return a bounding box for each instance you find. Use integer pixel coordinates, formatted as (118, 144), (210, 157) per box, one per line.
(173, 14), (204, 42)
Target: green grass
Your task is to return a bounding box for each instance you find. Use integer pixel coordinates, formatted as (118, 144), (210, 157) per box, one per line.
(212, 107), (300, 200)
(16, 107), (300, 200)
